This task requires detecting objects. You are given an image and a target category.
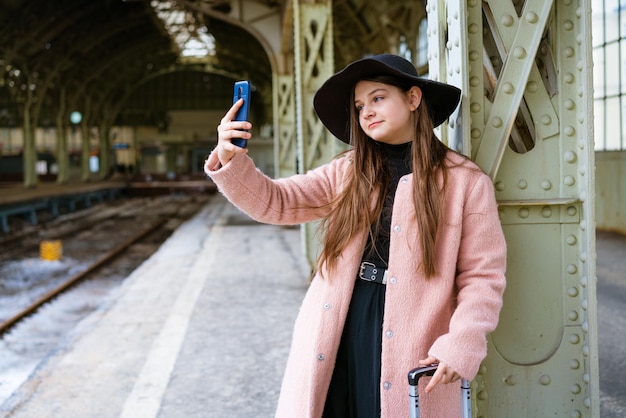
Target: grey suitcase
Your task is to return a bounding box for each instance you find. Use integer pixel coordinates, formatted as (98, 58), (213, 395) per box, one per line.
(407, 364), (472, 418)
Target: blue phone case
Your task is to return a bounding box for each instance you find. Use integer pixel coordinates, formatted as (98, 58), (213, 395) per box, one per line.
(232, 80), (251, 148)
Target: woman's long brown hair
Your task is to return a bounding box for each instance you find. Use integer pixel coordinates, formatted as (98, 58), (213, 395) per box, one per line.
(316, 75), (451, 278)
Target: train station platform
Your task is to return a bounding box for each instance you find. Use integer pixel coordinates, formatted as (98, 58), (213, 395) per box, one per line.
(0, 193), (310, 418)
(0, 181), (127, 234)
(0, 193), (624, 417)
(0, 180), (127, 207)
(0, 177), (216, 234)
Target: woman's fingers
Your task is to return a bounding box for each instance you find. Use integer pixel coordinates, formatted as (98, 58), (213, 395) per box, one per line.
(424, 367), (443, 393)
(221, 98), (244, 123)
(218, 122), (251, 143)
(218, 100), (252, 142)
(418, 356), (437, 366)
(421, 361), (461, 393)
(216, 99), (252, 166)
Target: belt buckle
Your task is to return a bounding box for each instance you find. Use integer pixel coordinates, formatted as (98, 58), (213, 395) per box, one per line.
(360, 261), (377, 282)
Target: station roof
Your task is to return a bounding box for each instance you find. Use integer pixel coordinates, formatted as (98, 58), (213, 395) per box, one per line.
(0, 0), (425, 129)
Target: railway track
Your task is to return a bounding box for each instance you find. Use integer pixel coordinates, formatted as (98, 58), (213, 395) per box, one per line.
(0, 194), (210, 336)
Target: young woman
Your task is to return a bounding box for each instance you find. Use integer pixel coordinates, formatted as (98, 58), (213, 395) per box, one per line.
(205, 54), (506, 418)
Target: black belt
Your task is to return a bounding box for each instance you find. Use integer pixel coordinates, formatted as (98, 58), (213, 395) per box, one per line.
(358, 262), (388, 285)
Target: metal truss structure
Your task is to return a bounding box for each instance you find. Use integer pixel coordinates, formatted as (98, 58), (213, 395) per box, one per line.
(430, 1), (598, 416)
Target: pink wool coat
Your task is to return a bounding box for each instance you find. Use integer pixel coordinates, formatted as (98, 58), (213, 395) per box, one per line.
(205, 150), (506, 418)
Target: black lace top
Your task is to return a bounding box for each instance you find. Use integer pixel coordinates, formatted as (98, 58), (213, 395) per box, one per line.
(362, 141), (413, 267)
(323, 141), (413, 418)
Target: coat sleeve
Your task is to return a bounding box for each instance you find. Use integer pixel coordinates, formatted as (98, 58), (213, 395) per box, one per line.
(428, 172), (507, 380)
(204, 148), (349, 225)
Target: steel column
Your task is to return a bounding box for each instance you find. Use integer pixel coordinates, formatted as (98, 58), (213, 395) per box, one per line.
(430, 0), (599, 416)
(293, 0), (336, 266)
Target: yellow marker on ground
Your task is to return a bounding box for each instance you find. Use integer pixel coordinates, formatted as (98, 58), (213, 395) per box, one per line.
(40, 240), (62, 261)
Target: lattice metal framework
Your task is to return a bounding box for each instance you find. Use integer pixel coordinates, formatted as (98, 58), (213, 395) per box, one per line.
(292, 0), (336, 265)
(429, 0), (599, 416)
(275, 74), (297, 177)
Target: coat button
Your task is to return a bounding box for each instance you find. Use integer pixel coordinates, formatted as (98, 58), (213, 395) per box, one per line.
(317, 353), (325, 361)
(383, 381), (392, 390)
(323, 303), (331, 310)
(401, 177), (408, 183)
(390, 277), (397, 284)
(386, 330), (393, 338)
(393, 225), (401, 232)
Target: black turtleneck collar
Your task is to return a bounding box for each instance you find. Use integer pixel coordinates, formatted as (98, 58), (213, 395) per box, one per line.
(379, 141), (412, 177)
(379, 141), (412, 159)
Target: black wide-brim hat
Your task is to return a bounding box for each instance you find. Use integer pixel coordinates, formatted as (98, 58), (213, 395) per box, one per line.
(313, 54), (462, 144)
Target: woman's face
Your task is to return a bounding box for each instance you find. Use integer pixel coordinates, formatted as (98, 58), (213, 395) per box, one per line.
(354, 80), (422, 145)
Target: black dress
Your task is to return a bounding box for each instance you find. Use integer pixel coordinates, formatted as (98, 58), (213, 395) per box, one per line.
(323, 141), (412, 418)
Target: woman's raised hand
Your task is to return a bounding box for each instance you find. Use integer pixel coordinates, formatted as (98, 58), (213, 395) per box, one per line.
(216, 98), (252, 166)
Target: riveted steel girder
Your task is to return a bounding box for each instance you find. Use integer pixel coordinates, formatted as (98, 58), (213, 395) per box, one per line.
(430, 1), (599, 416)
(293, 0), (336, 266)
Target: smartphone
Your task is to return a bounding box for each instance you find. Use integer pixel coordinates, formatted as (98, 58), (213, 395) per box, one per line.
(232, 80), (251, 148)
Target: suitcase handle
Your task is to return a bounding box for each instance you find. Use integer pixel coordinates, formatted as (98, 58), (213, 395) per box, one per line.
(407, 364), (472, 418)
